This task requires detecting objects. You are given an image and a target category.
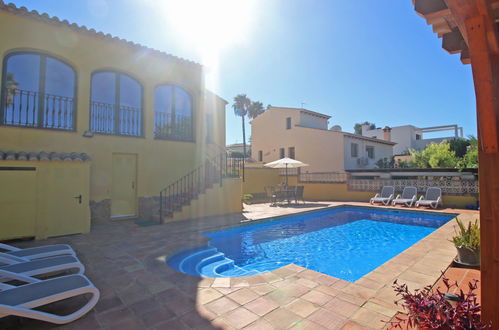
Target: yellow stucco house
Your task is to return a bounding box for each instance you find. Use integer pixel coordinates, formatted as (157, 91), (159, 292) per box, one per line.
(250, 106), (395, 172)
(0, 2), (241, 240)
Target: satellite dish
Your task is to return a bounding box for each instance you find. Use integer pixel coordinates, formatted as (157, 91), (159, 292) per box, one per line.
(330, 125), (342, 131)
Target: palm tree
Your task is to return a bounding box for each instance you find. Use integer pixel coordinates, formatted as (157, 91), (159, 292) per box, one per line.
(232, 94), (251, 158)
(248, 101), (264, 120)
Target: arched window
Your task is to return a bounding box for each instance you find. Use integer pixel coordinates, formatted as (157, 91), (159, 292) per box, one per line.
(90, 71), (142, 136)
(154, 85), (193, 141)
(1, 52), (76, 130)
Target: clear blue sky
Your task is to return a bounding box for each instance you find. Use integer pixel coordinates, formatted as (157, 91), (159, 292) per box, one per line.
(9, 0), (477, 144)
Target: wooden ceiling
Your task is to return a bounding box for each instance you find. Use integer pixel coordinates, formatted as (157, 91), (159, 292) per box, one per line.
(413, 0), (499, 64)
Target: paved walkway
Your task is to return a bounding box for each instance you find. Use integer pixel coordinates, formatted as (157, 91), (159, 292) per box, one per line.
(0, 202), (479, 329)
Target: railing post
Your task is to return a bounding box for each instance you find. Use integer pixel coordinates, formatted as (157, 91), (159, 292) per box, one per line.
(242, 156), (245, 182)
(159, 191), (163, 224)
(220, 153), (223, 187)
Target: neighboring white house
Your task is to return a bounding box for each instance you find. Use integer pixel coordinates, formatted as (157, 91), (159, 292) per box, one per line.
(250, 106), (395, 172)
(361, 124), (464, 155)
(226, 143), (250, 157)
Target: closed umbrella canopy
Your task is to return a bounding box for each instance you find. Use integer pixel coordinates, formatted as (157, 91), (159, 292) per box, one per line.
(264, 157), (309, 185)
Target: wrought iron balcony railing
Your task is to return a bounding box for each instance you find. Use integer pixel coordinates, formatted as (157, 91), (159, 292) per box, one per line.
(154, 112), (194, 142)
(90, 101), (142, 137)
(1, 88), (75, 130)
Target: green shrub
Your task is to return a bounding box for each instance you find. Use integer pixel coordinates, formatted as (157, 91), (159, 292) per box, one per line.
(451, 217), (480, 250)
(242, 194), (253, 204)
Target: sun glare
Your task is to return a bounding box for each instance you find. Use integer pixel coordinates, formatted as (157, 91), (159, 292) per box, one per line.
(151, 0), (259, 87)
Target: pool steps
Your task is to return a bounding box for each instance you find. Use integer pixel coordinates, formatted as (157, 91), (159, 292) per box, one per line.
(168, 245), (261, 277)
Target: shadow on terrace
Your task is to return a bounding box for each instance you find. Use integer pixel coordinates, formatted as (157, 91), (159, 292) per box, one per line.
(0, 213), (254, 329)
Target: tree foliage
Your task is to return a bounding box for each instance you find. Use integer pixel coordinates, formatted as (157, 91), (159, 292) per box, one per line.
(354, 121), (375, 135)
(410, 141), (459, 168)
(458, 136), (478, 168)
(232, 94), (265, 160)
(449, 138), (470, 158)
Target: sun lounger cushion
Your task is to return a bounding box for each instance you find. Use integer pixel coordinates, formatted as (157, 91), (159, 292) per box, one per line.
(0, 275), (90, 306)
(5, 245), (73, 259)
(0, 256), (78, 274)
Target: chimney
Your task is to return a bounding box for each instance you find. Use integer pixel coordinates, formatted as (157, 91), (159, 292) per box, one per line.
(383, 126), (391, 141)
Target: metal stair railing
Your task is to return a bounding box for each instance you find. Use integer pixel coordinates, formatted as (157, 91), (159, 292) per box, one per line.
(159, 153), (243, 223)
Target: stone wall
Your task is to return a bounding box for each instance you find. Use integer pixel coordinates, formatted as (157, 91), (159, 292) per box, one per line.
(90, 199), (110, 224)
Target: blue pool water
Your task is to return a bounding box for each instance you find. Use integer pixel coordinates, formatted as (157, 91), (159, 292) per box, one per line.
(167, 207), (455, 281)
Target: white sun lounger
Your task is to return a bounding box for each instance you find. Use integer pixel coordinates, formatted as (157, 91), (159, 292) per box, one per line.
(416, 187), (442, 209)
(370, 186), (395, 206)
(0, 243), (75, 261)
(0, 255), (84, 282)
(392, 186), (417, 207)
(0, 273), (99, 324)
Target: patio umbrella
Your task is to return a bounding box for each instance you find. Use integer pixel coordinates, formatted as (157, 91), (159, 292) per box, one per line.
(264, 157), (309, 186)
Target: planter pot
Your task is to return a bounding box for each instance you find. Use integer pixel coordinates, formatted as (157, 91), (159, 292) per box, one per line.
(455, 246), (480, 267)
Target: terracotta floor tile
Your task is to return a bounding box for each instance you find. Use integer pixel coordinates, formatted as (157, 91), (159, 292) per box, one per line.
(297, 277), (320, 289)
(290, 319), (327, 330)
(350, 308), (387, 329)
(227, 288), (260, 305)
(339, 320), (370, 330)
(273, 266), (299, 278)
(265, 287), (297, 305)
(97, 307), (135, 326)
(242, 319), (275, 330)
(250, 283), (276, 296)
(224, 307), (260, 328)
(342, 283), (376, 300)
(308, 308), (347, 329)
(197, 288), (224, 305)
(335, 292), (367, 307)
(264, 308), (302, 329)
(302, 290), (334, 306)
(286, 298), (319, 318)
(140, 307), (176, 327)
(315, 285), (341, 297)
(323, 297), (359, 318)
(205, 297), (240, 316)
(279, 283), (311, 297)
(212, 277), (231, 288)
(362, 301), (397, 318)
(244, 296), (279, 316)
(180, 310), (217, 329)
(150, 318), (190, 330)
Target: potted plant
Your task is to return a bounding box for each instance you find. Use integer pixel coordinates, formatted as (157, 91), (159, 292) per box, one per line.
(451, 217), (480, 267)
(242, 194), (253, 205)
(389, 277), (490, 329)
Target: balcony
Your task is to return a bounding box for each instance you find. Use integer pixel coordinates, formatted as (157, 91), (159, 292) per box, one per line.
(1, 88), (75, 130)
(90, 101), (142, 137)
(154, 112), (193, 142)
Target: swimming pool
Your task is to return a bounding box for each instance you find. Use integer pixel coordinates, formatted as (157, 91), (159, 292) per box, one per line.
(167, 206), (456, 281)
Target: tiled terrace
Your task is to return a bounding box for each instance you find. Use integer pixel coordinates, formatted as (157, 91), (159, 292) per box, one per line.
(1, 202), (479, 329)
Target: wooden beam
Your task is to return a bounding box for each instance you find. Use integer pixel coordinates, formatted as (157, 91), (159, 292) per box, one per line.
(460, 46), (471, 64)
(446, 0), (499, 53)
(414, 0), (448, 16)
(464, 9), (499, 327)
(442, 28), (466, 53)
(467, 15), (499, 153)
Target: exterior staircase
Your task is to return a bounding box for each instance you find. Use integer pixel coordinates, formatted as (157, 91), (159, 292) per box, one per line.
(157, 153), (243, 223)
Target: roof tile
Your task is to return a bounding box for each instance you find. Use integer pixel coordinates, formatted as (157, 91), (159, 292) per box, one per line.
(0, 0), (201, 68)
(0, 150), (90, 162)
